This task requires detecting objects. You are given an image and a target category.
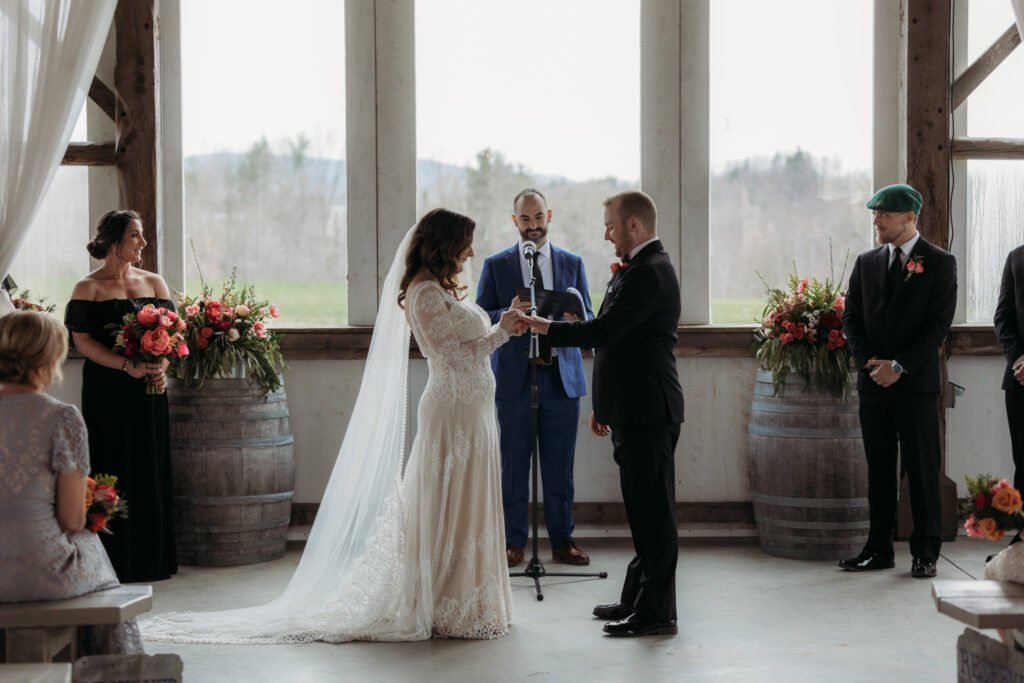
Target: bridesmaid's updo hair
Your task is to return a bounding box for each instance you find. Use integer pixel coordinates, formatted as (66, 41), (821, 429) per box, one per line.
(0, 311), (68, 387)
(87, 210), (141, 259)
(398, 208), (476, 309)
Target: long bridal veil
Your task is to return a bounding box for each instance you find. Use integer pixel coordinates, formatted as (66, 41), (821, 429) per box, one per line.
(143, 226), (428, 644)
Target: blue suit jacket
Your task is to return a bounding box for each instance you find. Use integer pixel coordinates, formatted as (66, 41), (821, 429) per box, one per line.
(477, 244), (593, 401)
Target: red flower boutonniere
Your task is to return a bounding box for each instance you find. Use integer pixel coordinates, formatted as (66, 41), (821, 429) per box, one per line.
(904, 256), (924, 281)
(610, 261), (630, 275)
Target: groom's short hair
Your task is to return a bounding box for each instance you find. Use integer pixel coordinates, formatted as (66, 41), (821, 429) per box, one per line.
(605, 190), (657, 234)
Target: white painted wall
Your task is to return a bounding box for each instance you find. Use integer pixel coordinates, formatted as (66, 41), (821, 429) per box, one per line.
(51, 354), (1013, 504)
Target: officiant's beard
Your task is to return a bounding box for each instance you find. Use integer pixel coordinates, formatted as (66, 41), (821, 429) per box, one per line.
(519, 226), (547, 245)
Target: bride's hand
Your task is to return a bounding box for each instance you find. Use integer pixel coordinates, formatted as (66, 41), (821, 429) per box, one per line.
(499, 308), (527, 336)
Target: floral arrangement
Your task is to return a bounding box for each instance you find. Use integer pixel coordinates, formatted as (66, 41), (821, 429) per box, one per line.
(962, 474), (1024, 541)
(84, 474), (128, 534)
(752, 270), (851, 398)
(9, 288), (56, 313)
(904, 256), (925, 281)
(112, 303), (190, 395)
(169, 270), (284, 394)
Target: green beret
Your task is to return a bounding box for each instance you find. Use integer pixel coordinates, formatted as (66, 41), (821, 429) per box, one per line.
(866, 184), (923, 214)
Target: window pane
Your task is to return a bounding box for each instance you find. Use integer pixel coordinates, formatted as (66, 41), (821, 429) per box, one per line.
(415, 0), (640, 307)
(7, 166), (90, 315)
(181, 0), (347, 325)
(966, 160), (1024, 322)
(709, 0), (874, 324)
(963, 4), (1024, 322)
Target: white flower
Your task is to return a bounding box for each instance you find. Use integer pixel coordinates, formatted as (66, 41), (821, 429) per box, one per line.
(234, 304), (250, 317)
(226, 328), (240, 342)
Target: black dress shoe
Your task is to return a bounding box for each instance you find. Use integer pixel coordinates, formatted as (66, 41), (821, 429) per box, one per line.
(838, 552), (895, 572)
(603, 614), (677, 638)
(911, 557), (937, 579)
(593, 602), (633, 620)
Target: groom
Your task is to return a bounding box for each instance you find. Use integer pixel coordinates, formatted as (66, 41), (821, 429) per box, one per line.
(528, 190), (684, 637)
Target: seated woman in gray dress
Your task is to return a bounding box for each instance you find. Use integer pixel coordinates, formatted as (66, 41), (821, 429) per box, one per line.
(0, 311), (142, 655)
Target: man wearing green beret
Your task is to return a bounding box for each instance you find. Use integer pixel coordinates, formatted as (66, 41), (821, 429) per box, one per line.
(839, 183), (957, 579)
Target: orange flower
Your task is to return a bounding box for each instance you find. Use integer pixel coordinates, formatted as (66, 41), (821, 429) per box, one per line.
(978, 517), (1005, 541)
(992, 487), (1023, 515)
(84, 477), (96, 513)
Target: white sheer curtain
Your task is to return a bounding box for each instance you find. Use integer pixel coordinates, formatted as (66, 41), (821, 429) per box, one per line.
(0, 0), (115, 315)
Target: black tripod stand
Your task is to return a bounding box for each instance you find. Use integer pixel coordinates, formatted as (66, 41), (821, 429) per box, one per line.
(511, 245), (607, 601)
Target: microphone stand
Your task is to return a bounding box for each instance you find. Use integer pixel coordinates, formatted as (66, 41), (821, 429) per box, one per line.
(510, 248), (607, 601)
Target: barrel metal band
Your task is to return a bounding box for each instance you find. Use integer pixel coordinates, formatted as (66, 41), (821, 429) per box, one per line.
(750, 400), (857, 415)
(752, 492), (869, 508)
(169, 434), (296, 448)
(175, 491), (294, 505)
(748, 424), (863, 439)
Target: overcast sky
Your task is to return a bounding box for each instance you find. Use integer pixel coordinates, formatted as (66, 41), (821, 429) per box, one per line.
(177, 0), (1023, 181)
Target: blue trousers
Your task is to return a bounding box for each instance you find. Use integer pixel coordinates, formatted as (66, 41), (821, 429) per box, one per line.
(497, 364), (580, 549)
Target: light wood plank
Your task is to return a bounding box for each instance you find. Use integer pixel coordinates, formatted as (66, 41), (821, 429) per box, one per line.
(0, 586), (152, 629)
(952, 24), (1021, 109)
(0, 663), (71, 683)
(933, 580), (1024, 629)
(952, 137), (1024, 160)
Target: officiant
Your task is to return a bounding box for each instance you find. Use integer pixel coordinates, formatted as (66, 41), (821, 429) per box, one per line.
(477, 188), (594, 567)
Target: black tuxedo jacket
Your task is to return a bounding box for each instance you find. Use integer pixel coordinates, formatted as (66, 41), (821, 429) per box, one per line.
(842, 236), (957, 395)
(995, 244), (1024, 394)
(546, 240), (684, 426)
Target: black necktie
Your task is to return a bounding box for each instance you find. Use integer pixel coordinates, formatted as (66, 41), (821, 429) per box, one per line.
(885, 249), (903, 301)
(532, 254), (545, 291)
(530, 253), (552, 362)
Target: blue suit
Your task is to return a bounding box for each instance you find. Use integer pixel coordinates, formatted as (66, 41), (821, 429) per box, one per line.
(477, 243), (593, 549)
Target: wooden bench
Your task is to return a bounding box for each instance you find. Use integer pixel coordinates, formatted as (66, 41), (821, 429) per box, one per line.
(0, 663), (71, 683)
(932, 579), (1024, 629)
(0, 586), (152, 664)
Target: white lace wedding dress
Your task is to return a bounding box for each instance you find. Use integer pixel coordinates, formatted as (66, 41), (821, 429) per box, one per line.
(142, 274), (513, 644)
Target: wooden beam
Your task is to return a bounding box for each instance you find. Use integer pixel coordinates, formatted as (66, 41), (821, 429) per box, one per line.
(906, 0), (952, 250)
(951, 137), (1024, 160)
(114, 0), (158, 273)
(952, 24), (1021, 110)
(88, 76), (117, 122)
(62, 142), (116, 166)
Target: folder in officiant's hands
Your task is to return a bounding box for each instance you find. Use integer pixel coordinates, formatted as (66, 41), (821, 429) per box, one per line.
(517, 287), (586, 320)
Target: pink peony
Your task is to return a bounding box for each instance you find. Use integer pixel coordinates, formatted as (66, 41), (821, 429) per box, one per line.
(185, 304), (200, 318)
(177, 342), (190, 358)
(200, 327), (213, 338)
(226, 328), (240, 342)
(269, 304), (280, 318)
(159, 315), (173, 329)
(140, 328), (172, 356)
(176, 318), (186, 331)
(797, 278), (808, 295)
(136, 305), (160, 326)
(253, 322), (266, 339)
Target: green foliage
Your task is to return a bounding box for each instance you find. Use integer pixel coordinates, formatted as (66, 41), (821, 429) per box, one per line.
(752, 268), (852, 398)
(169, 270), (285, 395)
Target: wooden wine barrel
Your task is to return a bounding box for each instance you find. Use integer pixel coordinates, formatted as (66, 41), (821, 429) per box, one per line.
(167, 377), (294, 566)
(748, 369), (868, 560)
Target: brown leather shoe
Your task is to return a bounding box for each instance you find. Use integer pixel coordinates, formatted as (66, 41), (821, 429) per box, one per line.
(506, 544), (524, 567)
(552, 540), (590, 565)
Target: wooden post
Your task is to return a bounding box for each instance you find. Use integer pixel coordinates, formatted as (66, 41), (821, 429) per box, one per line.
(114, 0), (158, 273)
(902, 0), (957, 541)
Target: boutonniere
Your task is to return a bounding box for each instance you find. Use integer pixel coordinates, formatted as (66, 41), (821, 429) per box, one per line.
(904, 256), (925, 281)
(610, 261), (630, 275)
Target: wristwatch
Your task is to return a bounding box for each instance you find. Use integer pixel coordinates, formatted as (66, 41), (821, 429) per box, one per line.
(891, 360), (904, 375)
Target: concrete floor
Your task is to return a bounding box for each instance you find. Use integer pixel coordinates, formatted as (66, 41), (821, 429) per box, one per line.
(141, 537), (997, 682)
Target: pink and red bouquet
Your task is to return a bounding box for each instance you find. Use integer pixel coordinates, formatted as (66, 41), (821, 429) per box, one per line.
(84, 474), (128, 535)
(753, 270), (852, 398)
(113, 303), (190, 395)
(169, 270), (284, 394)
(9, 288), (56, 313)
(963, 474), (1024, 541)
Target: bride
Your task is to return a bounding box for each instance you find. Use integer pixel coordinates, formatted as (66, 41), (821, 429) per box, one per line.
(143, 208), (526, 643)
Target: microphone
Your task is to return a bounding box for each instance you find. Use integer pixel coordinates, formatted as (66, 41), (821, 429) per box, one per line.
(521, 240), (537, 260)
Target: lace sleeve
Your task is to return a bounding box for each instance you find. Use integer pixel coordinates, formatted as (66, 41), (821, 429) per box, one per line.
(409, 284), (509, 364)
(51, 404), (90, 475)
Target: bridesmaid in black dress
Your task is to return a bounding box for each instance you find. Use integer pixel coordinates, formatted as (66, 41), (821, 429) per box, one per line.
(64, 210), (177, 582)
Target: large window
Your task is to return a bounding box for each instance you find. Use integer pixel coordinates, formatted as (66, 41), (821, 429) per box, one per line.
(181, 0), (347, 325)
(964, 3), (1024, 322)
(708, 0), (873, 324)
(7, 110), (90, 316)
(415, 0), (641, 307)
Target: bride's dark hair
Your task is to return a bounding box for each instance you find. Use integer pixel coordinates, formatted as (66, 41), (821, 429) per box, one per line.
(398, 208), (475, 308)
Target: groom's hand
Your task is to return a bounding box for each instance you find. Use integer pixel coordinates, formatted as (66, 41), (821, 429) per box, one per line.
(526, 315), (550, 335)
(589, 413), (609, 437)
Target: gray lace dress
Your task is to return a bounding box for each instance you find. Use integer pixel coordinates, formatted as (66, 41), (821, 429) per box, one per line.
(0, 392), (143, 654)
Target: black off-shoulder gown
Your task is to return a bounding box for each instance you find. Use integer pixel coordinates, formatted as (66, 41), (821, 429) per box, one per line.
(65, 298), (178, 582)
